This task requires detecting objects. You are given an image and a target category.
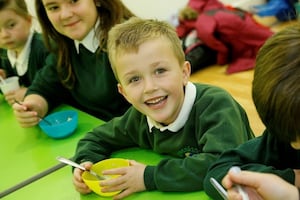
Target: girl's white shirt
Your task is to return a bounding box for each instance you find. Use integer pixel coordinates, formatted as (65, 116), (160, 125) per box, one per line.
(74, 19), (100, 54)
(7, 30), (34, 76)
(147, 81), (196, 132)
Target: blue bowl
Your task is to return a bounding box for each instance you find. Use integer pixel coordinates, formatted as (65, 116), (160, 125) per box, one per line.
(39, 110), (78, 139)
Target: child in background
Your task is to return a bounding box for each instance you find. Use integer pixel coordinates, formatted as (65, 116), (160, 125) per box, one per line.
(72, 17), (254, 200)
(12, 0), (134, 127)
(0, 0), (49, 105)
(203, 25), (300, 200)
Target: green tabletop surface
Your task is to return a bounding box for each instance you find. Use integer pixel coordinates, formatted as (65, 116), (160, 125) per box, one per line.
(2, 148), (213, 200)
(0, 95), (104, 192)
(0, 95), (213, 199)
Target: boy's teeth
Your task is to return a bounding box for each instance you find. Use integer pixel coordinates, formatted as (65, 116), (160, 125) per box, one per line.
(147, 97), (164, 104)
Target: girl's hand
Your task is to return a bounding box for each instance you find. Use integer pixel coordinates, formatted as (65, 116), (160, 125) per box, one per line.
(12, 94), (48, 127)
(4, 87), (27, 105)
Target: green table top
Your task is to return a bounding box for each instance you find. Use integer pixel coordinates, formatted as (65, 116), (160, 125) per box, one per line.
(0, 95), (213, 200)
(0, 95), (103, 192)
(2, 148), (212, 200)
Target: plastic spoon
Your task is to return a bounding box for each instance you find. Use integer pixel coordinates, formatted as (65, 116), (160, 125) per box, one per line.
(56, 156), (106, 180)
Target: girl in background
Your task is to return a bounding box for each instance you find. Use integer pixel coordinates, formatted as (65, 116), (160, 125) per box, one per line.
(0, 0), (49, 104)
(13, 0), (134, 127)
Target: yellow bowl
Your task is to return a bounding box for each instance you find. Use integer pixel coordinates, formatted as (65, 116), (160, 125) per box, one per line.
(82, 158), (129, 197)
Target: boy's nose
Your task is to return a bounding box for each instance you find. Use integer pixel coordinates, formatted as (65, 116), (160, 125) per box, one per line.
(143, 77), (158, 93)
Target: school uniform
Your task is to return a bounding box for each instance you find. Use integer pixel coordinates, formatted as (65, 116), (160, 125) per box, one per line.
(0, 32), (49, 86)
(73, 82), (254, 192)
(203, 130), (300, 200)
(26, 28), (130, 121)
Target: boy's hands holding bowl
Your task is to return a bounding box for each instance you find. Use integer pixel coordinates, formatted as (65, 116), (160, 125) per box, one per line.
(73, 159), (146, 200)
(73, 161), (93, 194)
(101, 160), (146, 200)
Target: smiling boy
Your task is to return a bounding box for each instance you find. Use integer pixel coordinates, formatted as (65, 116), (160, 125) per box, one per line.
(72, 17), (254, 200)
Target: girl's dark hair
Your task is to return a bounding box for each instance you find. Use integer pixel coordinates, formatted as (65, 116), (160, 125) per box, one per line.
(252, 25), (300, 143)
(35, 0), (134, 89)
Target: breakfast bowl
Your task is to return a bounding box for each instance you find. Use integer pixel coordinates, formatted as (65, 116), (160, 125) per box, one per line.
(38, 110), (78, 139)
(82, 158), (129, 197)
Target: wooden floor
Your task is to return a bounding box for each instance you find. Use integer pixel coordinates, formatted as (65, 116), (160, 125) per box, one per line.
(189, 16), (298, 136)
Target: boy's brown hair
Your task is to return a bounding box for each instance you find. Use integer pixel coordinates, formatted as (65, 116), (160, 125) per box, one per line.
(252, 25), (300, 143)
(107, 17), (186, 81)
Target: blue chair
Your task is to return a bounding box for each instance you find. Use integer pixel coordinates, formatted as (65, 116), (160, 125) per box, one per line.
(252, 0), (297, 21)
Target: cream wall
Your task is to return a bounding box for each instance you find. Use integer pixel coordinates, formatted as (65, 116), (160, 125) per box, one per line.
(121, 0), (266, 20)
(122, 0), (189, 20)
(25, 0), (266, 30)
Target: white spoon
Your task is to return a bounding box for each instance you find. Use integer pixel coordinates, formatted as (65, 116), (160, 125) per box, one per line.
(56, 156), (106, 180)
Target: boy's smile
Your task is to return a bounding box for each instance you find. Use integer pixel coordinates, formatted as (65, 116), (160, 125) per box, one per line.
(145, 96), (167, 110)
(116, 37), (190, 125)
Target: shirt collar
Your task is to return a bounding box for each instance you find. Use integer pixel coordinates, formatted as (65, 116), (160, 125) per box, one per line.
(147, 82), (196, 132)
(7, 31), (34, 76)
(74, 20), (100, 54)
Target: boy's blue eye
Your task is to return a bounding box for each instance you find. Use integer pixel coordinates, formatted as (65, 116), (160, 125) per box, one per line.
(155, 68), (166, 74)
(129, 76), (140, 83)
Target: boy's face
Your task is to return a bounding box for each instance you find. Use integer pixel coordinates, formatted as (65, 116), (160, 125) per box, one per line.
(0, 9), (31, 53)
(116, 37), (191, 125)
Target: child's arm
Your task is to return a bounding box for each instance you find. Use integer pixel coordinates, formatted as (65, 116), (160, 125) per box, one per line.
(223, 170), (299, 200)
(203, 132), (296, 200)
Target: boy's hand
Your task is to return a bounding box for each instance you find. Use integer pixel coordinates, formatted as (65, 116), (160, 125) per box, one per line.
(100, 160), (146, 200)
(72, 162), (93, 194)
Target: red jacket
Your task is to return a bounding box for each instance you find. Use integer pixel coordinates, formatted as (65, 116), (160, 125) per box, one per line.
(177, 0), (273, 73)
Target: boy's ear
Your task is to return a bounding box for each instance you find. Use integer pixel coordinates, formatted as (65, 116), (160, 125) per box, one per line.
(118, 83), (132, 103)
(182, 61), (191, 85)
(117, 83), (128, 100)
